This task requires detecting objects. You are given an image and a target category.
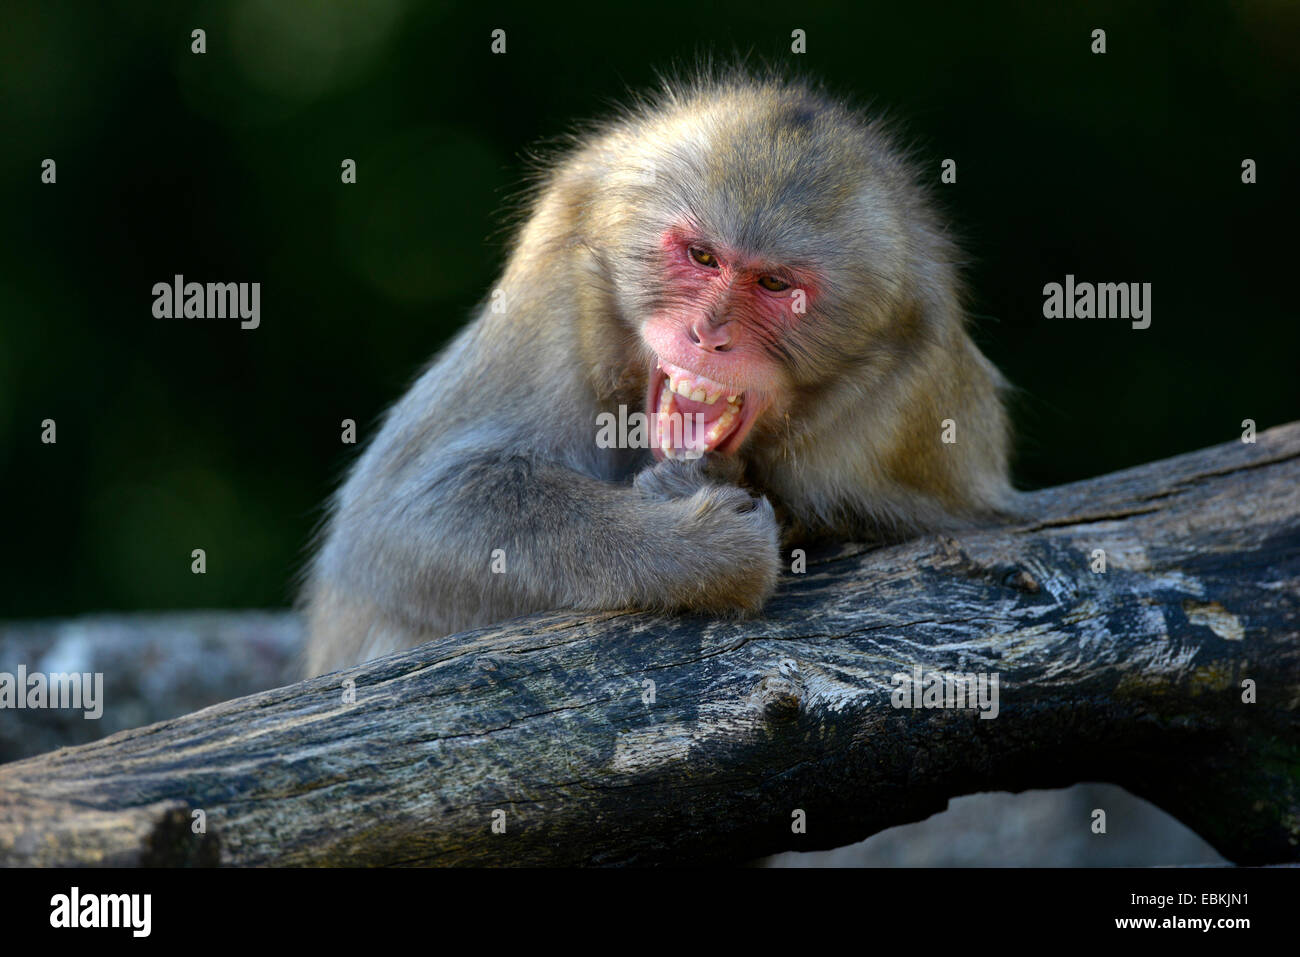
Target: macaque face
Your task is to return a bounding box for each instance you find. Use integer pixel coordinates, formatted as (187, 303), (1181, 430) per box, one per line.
(642, 220), (823, 460)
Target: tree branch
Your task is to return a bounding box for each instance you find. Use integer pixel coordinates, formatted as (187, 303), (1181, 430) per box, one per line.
(1, 424), (1298, 866)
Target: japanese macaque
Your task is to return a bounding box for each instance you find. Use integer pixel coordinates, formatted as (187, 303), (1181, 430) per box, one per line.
(301, 72), (1013, 676)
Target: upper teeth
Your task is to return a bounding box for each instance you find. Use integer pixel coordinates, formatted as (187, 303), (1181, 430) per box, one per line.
(665, 370), (732, 406)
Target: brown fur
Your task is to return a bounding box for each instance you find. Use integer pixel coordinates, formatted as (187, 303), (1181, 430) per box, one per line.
(300, 72), (1013, 676)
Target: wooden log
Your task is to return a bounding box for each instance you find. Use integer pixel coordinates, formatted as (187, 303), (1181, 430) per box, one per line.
(1, 424), (1297, 866)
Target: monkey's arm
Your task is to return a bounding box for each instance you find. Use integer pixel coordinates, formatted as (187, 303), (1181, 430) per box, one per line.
(306, 454), (779, 672)
(439, 454), (779, 611)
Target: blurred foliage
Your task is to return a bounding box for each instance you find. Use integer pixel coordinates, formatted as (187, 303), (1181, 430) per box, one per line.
(1, 0), (1296, 616)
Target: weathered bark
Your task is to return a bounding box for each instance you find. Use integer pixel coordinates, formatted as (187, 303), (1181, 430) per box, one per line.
(1, 424), (1297, 867)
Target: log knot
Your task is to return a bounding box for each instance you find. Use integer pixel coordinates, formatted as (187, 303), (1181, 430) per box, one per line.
(141, 804), (222, 867)
(751, 658), (805, 720)
(1004, 568), (1040, 593)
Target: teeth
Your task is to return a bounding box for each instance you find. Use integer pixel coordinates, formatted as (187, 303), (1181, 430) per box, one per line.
(664, 374), (734, 407)
(705, 405), (739, 445)
(657, 381), (675, 459)
(656, 367), (745, 456)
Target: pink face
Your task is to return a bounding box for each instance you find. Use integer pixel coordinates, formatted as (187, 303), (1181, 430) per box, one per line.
(642, 222), (821, 460)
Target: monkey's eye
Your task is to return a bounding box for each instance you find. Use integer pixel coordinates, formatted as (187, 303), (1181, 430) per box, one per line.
(758, 275), (791, 292)
(688, 246), (719, 268)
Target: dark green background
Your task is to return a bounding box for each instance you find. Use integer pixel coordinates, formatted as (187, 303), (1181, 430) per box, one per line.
(2, 0), (1296, 617)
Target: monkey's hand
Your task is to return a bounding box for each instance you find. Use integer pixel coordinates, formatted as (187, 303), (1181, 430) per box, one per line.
(631, 454), (745, 500)
(633, 456), (780, 615)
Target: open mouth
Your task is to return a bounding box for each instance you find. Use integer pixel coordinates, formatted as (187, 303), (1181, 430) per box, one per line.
(646, 359), (761, 459)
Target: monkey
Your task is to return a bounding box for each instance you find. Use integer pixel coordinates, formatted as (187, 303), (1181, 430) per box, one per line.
(300, 70), (1013, 677)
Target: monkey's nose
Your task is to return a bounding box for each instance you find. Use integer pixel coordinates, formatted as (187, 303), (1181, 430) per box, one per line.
(689, 319), (733, 352)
